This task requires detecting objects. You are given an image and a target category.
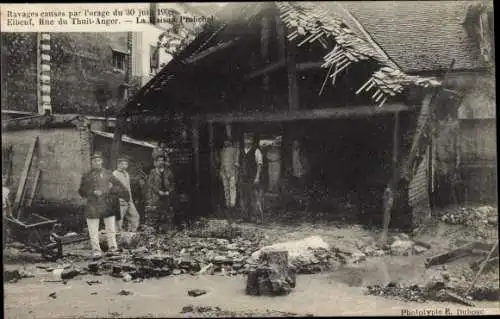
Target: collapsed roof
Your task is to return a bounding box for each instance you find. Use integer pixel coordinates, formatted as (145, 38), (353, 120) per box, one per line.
(122, 1), (488, 116)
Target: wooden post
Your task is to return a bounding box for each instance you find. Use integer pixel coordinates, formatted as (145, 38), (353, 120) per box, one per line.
(286, 41), (299, 111)
(110, 32), (133, 168)
(13, 137), (38, 219)
(275, 14), (286, 60)
(381, 111), (400, 242)
(208, 122), (216, 210)
(192, 119), (200, 191)
(261, 15), (271, 111)
(110, 115), (126, 169)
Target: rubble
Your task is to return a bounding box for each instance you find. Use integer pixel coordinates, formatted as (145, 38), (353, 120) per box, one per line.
(250, 236), (339, 274)
(118, 289), (133, 296)
(440, 206), (498, 228)
(390, 239), (414, 256)
(365, 282), (426, 303)
(188, 289), (208, 297)
(3, 267), (35, 283)
(365, 268), (500, 304)
(180, 305), (302, 317)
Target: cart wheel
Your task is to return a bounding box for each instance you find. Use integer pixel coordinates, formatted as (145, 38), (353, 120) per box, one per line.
(41, 242), (61, 261)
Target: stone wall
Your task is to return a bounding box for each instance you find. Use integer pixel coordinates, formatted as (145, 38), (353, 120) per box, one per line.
(1, 32), (128, 115)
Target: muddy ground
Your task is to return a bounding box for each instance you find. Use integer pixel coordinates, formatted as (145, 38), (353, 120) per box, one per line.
(4, 206), (500, 317)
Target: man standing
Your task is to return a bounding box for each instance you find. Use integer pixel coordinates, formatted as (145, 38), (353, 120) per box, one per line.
(239, 132), (264, 223)
(291, 139), (309, 191)
(79, 152), (126, 259)
(152, 141), (169, 162)
(146, 154), (176, 232)
(113, 156), (140, 232)
(219, 138), (240, 212)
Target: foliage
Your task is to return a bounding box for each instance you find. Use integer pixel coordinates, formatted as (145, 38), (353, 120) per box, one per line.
(1, 33), (37, 112)
(157, 9), (205, 58)
(2, 33), (127, 115)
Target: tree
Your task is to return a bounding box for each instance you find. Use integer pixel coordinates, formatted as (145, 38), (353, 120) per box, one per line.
(157, 9), (204, 58)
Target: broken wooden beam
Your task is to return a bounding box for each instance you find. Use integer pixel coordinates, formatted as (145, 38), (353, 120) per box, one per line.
(443, 290), (476, 307)
(465, 241), (499, 296)
(296, 61), (324, 71)
(425, 243), (474, 268)
(244, 60), (286, 80)
(25, 169), (42, 207)
(13, 136), (39, 219)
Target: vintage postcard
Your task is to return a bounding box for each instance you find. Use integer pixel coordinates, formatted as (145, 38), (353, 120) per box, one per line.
(1, 1), (498, 317)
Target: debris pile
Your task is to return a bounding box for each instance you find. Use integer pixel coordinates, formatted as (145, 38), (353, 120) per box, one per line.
(345, 234), (430, 259)
(187, 218), (245, 239)
(440, 206), (498, 228)
(365, 282), (426, 303)
(365, 268), (500, 303)
(180, 305), (304, 317)
(250, 236), (341, 274)
(3, 267), (35, 283)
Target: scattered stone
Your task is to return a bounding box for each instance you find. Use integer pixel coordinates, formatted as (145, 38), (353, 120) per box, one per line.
(123, 273), (132, 282)
(88, 263), (100, 273)
(49, 292), (57, 299)
(86, 280), (102, 285)
(61, 268), (80, 280)
(350, 251), (366, 264)
(172, 269), (182, 275)
(91, 292), (98, 295)
(390, 240), (414, 256)
(188, 289), (207, 297)
(181, 305), (194, 313)
(118, 289), (133, 296)
(413, 245), (428, 254)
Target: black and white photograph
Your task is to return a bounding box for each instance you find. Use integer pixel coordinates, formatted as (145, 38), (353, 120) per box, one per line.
(1, 1), (498, 317)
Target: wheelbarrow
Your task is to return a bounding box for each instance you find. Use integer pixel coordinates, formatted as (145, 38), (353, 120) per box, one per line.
(4, 213), (88, 261)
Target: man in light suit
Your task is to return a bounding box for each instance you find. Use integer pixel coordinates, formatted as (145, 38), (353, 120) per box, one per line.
(113, 156), (140, 232)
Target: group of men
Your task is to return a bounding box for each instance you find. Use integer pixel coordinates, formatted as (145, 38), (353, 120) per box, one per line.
(78, 149), (176, 258)
(218, 132), (265, 223)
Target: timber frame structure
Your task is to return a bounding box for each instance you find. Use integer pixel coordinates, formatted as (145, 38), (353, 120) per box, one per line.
(112, 2), (450, 232)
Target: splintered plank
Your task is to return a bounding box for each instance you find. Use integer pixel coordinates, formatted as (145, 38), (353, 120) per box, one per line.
(25, 169), (42, 207)
(13, 136), (39, 219)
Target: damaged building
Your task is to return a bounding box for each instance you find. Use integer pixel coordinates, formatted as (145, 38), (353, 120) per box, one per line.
(108, 1), (495, 230)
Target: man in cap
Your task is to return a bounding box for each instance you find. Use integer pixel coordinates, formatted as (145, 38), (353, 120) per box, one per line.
(146, 153), (176, 232)
(238, 132), (264, 223)
(79, 152), (127, 258)
(152, 141), (169, 162)
(112, 155), (140, 232)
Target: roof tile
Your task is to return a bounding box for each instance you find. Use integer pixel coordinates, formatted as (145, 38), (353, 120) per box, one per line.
(340, 1), (487, 72)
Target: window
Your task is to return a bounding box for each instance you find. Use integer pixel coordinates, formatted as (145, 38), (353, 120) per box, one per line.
(112, 50), (127, 72)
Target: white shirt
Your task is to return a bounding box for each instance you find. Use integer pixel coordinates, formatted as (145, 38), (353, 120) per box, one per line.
(112, 170), (132, 204)
(3, 186), (10, 209)
(244, 147), (263, 165)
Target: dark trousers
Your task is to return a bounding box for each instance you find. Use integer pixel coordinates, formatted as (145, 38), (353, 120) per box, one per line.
(145, 198), (174, 232)
(239, 181), (263, 222)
